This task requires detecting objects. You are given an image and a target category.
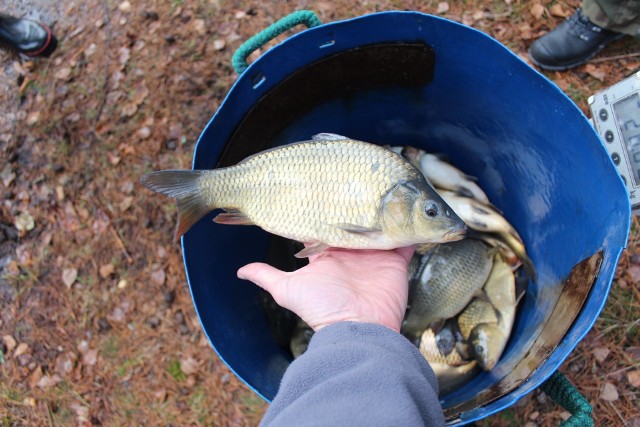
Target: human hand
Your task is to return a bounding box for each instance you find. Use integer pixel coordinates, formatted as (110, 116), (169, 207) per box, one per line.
(237, 245), (416, 332)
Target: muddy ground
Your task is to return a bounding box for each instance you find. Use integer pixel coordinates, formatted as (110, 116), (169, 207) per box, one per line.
(1, 0), (639, 426)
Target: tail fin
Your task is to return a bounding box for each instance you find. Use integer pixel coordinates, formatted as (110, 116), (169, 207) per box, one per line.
(140, 170), (211, 240)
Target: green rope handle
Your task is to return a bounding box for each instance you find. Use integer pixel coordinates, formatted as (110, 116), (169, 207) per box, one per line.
(540, 371), (594, 427)
(232, 10), (322, 74)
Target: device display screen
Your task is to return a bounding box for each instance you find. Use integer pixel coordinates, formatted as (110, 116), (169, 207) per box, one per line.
(614, 92), (640, 186)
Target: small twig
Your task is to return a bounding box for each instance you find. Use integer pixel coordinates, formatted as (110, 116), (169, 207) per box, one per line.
(606, 360), (640, 377)
(608, 401), (626, 425)
(591, 52), (640, 64)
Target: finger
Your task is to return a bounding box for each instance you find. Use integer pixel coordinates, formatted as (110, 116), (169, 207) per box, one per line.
(237, 262), (287, 296)
(395, 245), (416, 264)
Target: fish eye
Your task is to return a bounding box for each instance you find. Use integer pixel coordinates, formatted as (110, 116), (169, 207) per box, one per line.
(475, 345), (484, 354)
(425, 202), (438, 218)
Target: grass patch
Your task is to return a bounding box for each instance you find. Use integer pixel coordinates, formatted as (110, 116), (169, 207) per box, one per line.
(167, 359), (186, 381)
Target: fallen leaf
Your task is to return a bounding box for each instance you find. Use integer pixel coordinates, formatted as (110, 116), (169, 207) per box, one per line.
(1, 164), (15, 187)
(180, 357), (201, 375)
(593, 346), (610, 362)
(83, 349), (98, 366)
(437, 2), (449, 14)
(130, 85), (149, 107)
(92, 210), (110, 234)
(549, 4), (570, 17)
(26, 112), (40, 125)
(2, 335), (17, 353)
(120, 196), (133, 211)
(14, 343), (30, 357)
(118, 1), (131, 12)
(99, 263), (115, 279)
(600, 382), (619, 401)
(137, 126), (151, 139)
(55, 352), (76, 376)
(628, 370), (640, 388)
(14, 211), (35, 232)
(628, 265), (640, 284)
(118, 47), (131, 69)
(121, 102), (138, 117)
(154, 388), (167, 402)
(531, 3), (545, 20)
(55, 67), (72, 80)
(29, 365), (43, 388)
(37, 374), (61, 389)
(151, 268), (166, 286)
(193, 19), (206, 35)
(472, 10), (484, 21)
(585, 64), (606, 81)
(626, 346), (640, 359)
(62, 268), (78, 288)
(70, 402), (89, 425)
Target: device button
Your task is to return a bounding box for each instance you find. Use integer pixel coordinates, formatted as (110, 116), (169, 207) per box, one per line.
(599, 109), (608, 121)
(605, 130), (615, 143)
(612, 152), (621, 165)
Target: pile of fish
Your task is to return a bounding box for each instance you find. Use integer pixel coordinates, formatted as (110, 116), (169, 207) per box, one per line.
(387, 145), (529, 392)
(141, 133), (531, 394)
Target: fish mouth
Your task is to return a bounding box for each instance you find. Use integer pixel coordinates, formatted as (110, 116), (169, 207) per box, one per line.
(444, 224), (467, 241)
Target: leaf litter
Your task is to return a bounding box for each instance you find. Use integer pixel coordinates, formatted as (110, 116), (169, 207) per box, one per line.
(0, 0), (638, 426)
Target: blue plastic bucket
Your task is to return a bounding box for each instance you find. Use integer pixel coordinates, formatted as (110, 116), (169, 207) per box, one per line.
(182, 11), (630, 424)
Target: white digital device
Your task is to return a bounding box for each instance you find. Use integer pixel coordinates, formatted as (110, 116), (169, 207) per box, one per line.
(588, 71), (640, 209)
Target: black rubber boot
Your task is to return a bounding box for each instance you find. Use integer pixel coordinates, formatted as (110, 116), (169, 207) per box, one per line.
(528, 9), (624, 71)
(0, 13), (57, 58)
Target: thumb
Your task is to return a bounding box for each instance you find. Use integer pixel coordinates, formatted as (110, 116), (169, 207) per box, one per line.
(237, 262), (288, 297)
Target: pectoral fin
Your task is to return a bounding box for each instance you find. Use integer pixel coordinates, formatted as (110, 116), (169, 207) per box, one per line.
(332, 223), (382, 234)
(213, 210), (255, 225)
(294, 242), (330, 258)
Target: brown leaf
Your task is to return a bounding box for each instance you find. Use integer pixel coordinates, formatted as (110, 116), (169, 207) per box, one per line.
(121, 102), (138, 117)
(2, 335), (17, 353)
(192, 19), (206, 35)
(151, 268), (166, 286)
(99, 263), (115, 279)
(593, 346), (610, 362)
(118, 47), (131, 69)
(437, 2), (449, 14)
(600, 382), (619, 401)
(628, 265), (640, 284)
(628, 370), (640, 388)
(30, 366), (43, 388)
(585, 64), (606, 81)
(531, 3), (545, 20)
(549, 4), (571, 17)
(14, 342), (30, 357)
(137, 126), (151, 139)
(37, 374), (62, 389)
(118, 1), (131, 12)
(62, 268), (78, 288)
(55, 67), (72, 80)
(180, 356), (201, 375)
(92, 210), (110, 234)
(82, 349), (98, 366)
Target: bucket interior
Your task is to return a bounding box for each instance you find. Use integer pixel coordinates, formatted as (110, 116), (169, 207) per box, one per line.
(182, 12), (630, 424)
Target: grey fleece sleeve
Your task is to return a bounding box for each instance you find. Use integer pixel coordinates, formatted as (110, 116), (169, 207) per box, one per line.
(260, 322), (445, 427)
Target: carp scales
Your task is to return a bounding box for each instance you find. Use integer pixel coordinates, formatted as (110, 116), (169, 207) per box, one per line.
(141, 137), (466, 257)
(401, 239), (494, 340)
(456, 255), (516, 371)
